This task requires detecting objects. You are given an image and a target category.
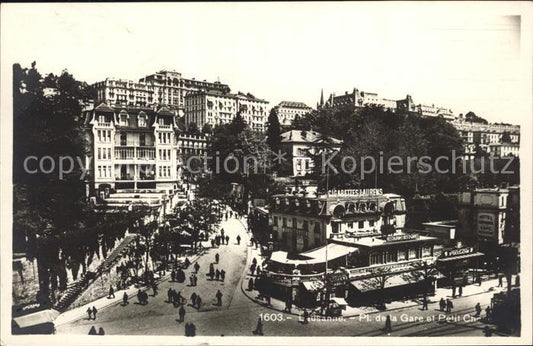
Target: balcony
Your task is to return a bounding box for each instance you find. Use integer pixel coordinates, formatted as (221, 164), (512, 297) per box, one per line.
(97, 122), (112, 127)
(158, 124), (172, 130)
(115, 147), (156, 160)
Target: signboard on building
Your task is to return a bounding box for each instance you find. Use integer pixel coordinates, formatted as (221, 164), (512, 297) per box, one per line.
(327, 272), (349, 288)
(328, 188), (383, 197)
(442, 247), (474, 258)
(477, 213), (495, 239)
(386, 233), (419, 242)
(346, 259), (427, 279)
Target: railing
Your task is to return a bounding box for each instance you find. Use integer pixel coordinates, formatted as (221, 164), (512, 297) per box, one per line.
(115, 147), (156, 160)
(96, 122), (112, 127)
(158, 124), (172, 129)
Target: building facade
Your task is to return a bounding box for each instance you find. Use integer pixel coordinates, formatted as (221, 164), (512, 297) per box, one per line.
(280, 130), (342, 177)
(184, 90), (269, 132)
(319, 88), (417, 113)
(93, 70), (230, 114)
(83, 103), (208, 199)
(269, 189), (407, 253)
(272, 101), (313, 126)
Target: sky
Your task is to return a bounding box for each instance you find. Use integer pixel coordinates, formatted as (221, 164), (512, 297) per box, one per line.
(1, 2), (532, 125)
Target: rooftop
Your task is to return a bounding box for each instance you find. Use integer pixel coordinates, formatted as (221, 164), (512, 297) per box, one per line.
(277, 101), (312, 109)
(280, 130), (342, 145)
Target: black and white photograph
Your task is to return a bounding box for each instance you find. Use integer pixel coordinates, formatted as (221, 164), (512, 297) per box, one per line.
(1, 2), (532, 345)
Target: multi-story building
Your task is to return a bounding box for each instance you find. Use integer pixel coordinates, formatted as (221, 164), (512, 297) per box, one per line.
(269, 189), (407, 253)
(279, 130), (342, 177)
(451, 119), (520, 159)
(93, 70), (230, 114)
(416, 104), (455, 120)
(184, 90), (269, 132)
(319, 88), (416, 113)
(272, 101), (313, 127)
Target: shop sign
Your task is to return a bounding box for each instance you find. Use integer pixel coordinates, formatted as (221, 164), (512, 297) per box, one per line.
(327, 272), (349, 287)
(328, 188), (383, 197)
(386, 233), (419, 242)
(442, 247), (474, 258)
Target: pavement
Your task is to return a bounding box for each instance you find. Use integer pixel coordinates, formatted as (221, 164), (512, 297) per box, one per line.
(54, 206), (518, 337)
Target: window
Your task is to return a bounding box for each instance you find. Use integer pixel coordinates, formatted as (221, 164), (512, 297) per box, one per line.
(120, 133), (127, 146)
(97, 148), (102, 160)
(369, 220), (375, 227)
(138, 114), (147, 127)
(140, 134), (146, 146)
(282, 217), (287, 227)
(348, 222), (353, 229)
(398, 249), (408, 261)
(358, 221), (364, 229)
(273, 216), (278, 226)
(370, 253), (382, 265)
(409, 248), (417, 259)
(292, 218), (297, 228)
(422, 246), (432, 257)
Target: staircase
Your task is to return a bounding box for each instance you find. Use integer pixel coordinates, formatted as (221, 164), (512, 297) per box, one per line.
(54, 234), (137, 312)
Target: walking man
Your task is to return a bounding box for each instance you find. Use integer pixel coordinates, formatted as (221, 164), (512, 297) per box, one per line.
(108, 285), (115, 299)
(220, 270), (226, 282)
(237, 235), (241, 245)
(215, 253), (220, 264)
(485, 306), (492, 321)
(254, 317), (263, 335)
(216, 290), (223, 306)
(498, 274), (503, 287)
(225, 235), (229, 245)
(422, 295), (428, 310)
(302, 309), (309, 324)
(248, 277), (254, 291)
(178, 306), (186, 322)
(190, 292), (197, 307)
(86, 307), (92, 320)
(474, 302), (482, 317)
(194, 262), (200, 274)
(153, 282), (158, 296)
(439, 298), (446, 311)
(446, 299), (453, 313)
(458, 285), (463, 297)
(123, 292), (129, 306)
(91, 306), (98, 320)
(196, 295), (202, 309)
(384, 315), (392, 333)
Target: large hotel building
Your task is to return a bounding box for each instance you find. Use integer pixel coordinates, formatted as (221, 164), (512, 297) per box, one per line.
(93, 70), (231, 114)
(184, 90), (269, 132)
(82, 103), (208, 208)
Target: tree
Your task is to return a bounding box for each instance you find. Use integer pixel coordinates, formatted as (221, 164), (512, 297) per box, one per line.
(266, 109), (281, 153)
(368, 267), (394, 309)
(402, 261), (439, 299)
(501, 132), (512, 143)
(201, 123), (213, 135)
(173, 199), (220, 249)
(187, 122), (200, 135)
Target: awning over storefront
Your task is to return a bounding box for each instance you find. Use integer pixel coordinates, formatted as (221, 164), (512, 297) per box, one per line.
(300, 244), (359, 263)
(350, 274), (417, 293)
(13, 309), (60, 328)
(437, 252), (484, 262)
(330, 297), (348, 306)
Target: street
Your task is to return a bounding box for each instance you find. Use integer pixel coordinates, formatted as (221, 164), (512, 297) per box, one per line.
(56, 211), (505, 337)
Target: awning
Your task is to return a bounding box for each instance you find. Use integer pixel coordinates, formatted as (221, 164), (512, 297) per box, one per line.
(330, 297), (348, 306)
(13, 309), (60, 328)
(350, 274), (415, 293)
(300, 243), (358, 263)
(301, 280), (325, 292)
(437, 252), (484, 262)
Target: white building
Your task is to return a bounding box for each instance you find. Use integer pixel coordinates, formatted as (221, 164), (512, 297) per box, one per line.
(273, 101), (313, 126)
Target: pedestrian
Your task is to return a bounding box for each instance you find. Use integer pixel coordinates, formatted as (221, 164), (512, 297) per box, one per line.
(439, 298), (446, 312)
(137, 289), (142, 304)
(196, 295), (202, 309)
(98, 327), (105, 335)
(209, 265), (215, 280)
(458, 285), (463, 297)
(179, 306), (186, 322)
(251, 238), (255, 247)
(193, 274), (198, 286)
(216, 269), (220, 281)
(285, 300), (292, 313)
(515, 274), (520, 287)
(168, 288), (173, 303)
(184, 257), (191, 268)
(86, 307), (92, 320)
(485, 306), (492, 321)
(211, 239), (215, 248)
(446, 299), (453, 313)
(266, 295), (271, 305)
(483, 325), (493, 337)
(474, 303), (481, 317)
(88, 326), (97, 335)
(215, 253), (220, 264)
(189, 275), (194, 286)
(221, 228), (225, 238)
(189, 323), (196, 336)
(452, 285), (456, 298)
(237, 235), (241, 245)
(422, 295), (428, 310)
(220, 270), (226, 282)
(123, 292), (129, 306)
(225, 235), (229, 245)
(303, 309), (309, 324)
(191, 292), (197, 307)
(254, 317), (263, 335)
(91, 306), (98, 319)
(194, 262), (200, 274)
(256, 265), (261, 275)
(498, 274), (503, 287)
(252, 257), (257, 266)
(142, 291), (149, 305)
(153, 282), (158, 296)
(384, 315), (392, 333)
(248, 277), (254, 291)
(108, 285), (115, 299)
(477, 273), (482, 286)
(185, 323), (191, 336)
(177, 290), (183, 305)
(171, 270), (176, 282)
(216, 290), (223, 306)
(250, 263), (256, 275)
